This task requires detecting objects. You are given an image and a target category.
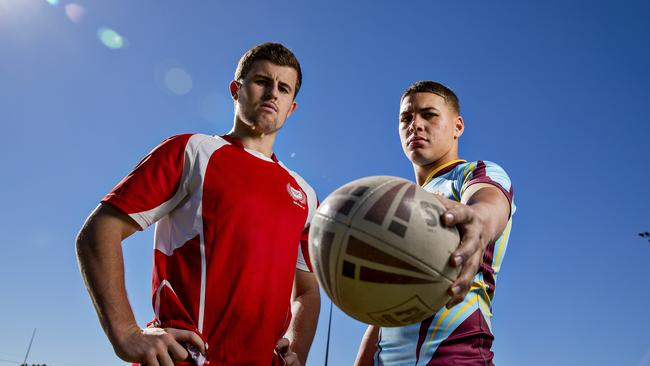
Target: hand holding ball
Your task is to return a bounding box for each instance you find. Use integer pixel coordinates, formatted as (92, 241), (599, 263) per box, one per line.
(308, 176), (461, 327)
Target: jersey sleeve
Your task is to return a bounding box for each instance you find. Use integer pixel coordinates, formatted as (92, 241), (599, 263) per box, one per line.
(458, 160), (515, 215)
(296, 195), (318, 272)
(296, 193), (319, 273)
(296, 228), (311, 272)
(101, 134), (195, 230)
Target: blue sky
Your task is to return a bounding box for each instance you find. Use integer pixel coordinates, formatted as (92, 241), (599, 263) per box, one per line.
(1, 0), (649, 365)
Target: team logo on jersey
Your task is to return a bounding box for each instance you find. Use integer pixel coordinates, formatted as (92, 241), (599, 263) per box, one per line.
(287, 183), (307, 208)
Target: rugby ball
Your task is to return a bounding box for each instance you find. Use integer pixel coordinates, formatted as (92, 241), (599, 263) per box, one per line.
(308, 176), (461, 327)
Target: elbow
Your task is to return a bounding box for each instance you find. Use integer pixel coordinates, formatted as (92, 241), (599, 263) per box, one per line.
(75, 224), (91, 264)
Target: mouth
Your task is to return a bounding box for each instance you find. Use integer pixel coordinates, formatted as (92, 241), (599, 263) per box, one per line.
(407, 136), (428, 147)
(260, 102), (278, 113)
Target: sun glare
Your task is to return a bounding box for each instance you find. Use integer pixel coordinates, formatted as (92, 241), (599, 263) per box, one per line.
(0, 0), (51, 25)
(97, 27), (125, 49)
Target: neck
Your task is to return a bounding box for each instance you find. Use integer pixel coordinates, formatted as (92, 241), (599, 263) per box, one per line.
(227, 119), (277, 158)
(414, 150), (460, 186)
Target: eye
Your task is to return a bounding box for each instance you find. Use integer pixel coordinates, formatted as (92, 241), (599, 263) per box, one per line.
(422, 112), (437, 119)
(254, 79), (266, 86)
(279, 86), (290, 94)
(400, 115), (412, 123)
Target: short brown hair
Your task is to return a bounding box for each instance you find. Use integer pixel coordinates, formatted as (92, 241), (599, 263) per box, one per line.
(234, 42), (303, 98)
(400, 80), (460, 114)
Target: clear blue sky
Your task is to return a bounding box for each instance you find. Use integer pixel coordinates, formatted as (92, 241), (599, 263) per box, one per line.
(1, 0), (649, 365)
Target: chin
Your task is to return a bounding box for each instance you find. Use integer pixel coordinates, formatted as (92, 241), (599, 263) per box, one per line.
(254, 122), (279, 135)
(412, 154), (441, 167)
(245, 115), (277, 134)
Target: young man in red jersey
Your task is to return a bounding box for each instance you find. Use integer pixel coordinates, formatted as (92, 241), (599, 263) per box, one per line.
(356, 81), (515, 365)
(76, 43), (320, 366)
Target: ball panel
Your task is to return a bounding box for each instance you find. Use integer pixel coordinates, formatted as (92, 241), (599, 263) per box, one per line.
(362, 180), (408, 225)
(393, 184), (416, 222)
(308, 214), (348, 305)
(345, 234), (426, 274)
(316, 176), (402, 225)
(367, 295), (435, 327)
(334, 228), (453, 326)
(346, 180), (460, 282)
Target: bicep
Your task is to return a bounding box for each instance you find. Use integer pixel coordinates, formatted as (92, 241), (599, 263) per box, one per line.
(292, 269), (319, 300)
(79, 203), (141, 243)
(461, 183), (510, 227)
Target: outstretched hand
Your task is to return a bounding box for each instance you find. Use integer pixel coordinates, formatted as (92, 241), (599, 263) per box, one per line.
(433, 194), (492, 309)
(114, 326), (206, 366)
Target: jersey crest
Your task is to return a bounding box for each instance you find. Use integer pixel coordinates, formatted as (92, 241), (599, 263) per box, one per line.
(287, 182), (307, 208)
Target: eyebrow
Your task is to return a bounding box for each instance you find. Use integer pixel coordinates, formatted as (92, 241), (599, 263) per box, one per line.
(400, 106), (440, 115)
(252, 74), (293, 93)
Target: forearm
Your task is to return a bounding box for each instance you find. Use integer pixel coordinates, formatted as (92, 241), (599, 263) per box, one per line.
(464, 186), (509, 243)
(76, 207), (139, 350)
(285, 286), (320, 365)
(355, 325), (379, 366)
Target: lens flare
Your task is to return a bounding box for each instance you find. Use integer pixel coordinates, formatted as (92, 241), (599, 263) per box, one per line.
(65, 3), (85, 23)
(164, 68), (193, 95)
(97, 27), (124, 49)
(45, 0), (59, 6)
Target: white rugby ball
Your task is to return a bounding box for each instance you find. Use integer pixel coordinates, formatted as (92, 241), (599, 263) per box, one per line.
(308, 176), (460, 327)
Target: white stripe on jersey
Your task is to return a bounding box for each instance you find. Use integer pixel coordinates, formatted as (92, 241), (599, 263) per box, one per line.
(193, 135), (230, 333)
(154, 280), (178, 320)
(296, 244), (308, 272)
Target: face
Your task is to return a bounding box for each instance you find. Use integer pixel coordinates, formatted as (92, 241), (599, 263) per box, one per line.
(231, 60), (298, 136)
(398, 92), (464, 166)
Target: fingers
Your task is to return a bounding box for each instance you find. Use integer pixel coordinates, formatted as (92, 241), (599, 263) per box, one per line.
(276, 337), (290, 354)
(143, 331), (185, 365)
(157, 352), (175, 366)
(431, 193), (454, 209)
(166, 328), (206, 355)
(449, 228), (482, 267)
(275, 338), (301, 366)
(283, 351), (300, 366)
(446, 250), (481, 308)
(165, 340), (189, 361)
(141, 349), (162, 366)
(440, 204), (473, 227)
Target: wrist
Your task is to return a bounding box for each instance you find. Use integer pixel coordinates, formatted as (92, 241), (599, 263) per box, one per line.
(107, 321), (141, 348)
(468, 204), (497, 244)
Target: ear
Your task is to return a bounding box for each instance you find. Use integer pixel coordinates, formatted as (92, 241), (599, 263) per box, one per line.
(285, 101), (298, 119)
(229, 80), (240, 101)
(454, 115), (464, 139)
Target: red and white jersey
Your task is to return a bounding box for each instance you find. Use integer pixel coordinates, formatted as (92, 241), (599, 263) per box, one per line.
(101, 134), (318, 365)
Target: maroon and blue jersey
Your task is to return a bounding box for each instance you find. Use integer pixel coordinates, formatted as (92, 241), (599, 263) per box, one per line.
(375, 159), (515, 366)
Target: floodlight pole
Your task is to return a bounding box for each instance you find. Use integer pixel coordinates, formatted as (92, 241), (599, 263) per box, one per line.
(22, 328), (36, 365)
(324, 302), (333, 366)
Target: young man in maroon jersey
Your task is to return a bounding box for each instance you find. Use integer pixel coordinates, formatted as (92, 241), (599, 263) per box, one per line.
(355, 81), (514, 365)
(76, 43), (320, 366)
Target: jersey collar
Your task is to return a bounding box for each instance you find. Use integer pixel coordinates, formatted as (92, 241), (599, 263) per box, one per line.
(422, 159), (466, 187)
(220, 134), (279, 162)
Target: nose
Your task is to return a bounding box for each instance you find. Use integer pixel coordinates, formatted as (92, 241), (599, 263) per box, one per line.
(264, 82), (280, 100)
(408, 116), (425, 133)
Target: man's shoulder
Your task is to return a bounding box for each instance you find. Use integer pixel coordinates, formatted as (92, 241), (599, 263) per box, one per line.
(159, 133), (234, 154)
(278, 162), (315, 193)
(451, 160), (510, 177)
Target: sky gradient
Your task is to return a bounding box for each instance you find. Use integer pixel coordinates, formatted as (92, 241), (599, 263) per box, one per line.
(1, 0), (649, 365)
